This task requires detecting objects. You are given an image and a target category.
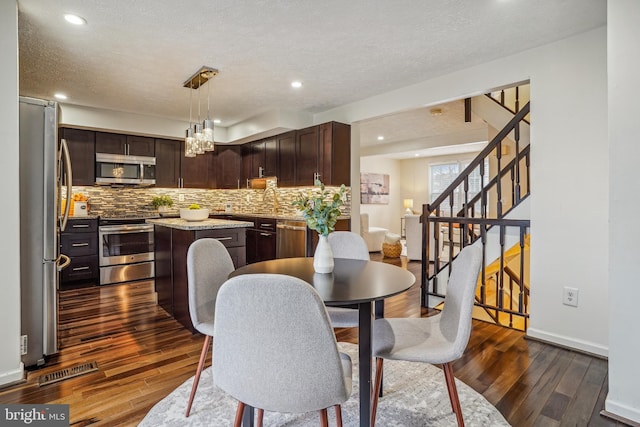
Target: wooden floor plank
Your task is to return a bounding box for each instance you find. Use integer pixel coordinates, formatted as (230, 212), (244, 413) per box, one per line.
(0, 255), (613, 426)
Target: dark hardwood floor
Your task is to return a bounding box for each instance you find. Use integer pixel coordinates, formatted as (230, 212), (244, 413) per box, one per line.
(0, 254), (620, 426)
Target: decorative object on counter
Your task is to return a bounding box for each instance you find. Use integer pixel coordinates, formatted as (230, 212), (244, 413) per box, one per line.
(152, 195), (174, 213)
(293, 181), (347, 273)
(68, 192), (89, 217)
(180, 204), (210, 222)
(183, 66), (218, 157)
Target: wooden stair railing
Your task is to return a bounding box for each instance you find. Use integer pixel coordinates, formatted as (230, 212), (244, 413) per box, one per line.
(486, 84), (530, 124)
(420, 102), (531, 330)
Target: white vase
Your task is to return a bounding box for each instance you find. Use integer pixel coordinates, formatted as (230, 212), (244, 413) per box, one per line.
(314, 234), (334, 274)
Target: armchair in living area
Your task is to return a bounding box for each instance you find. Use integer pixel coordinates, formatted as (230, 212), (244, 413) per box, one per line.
(360, 213), (388, 252)
(405, 214), (437, 262)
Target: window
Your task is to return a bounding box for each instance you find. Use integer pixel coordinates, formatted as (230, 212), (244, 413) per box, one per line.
(430, 159), (489, 216)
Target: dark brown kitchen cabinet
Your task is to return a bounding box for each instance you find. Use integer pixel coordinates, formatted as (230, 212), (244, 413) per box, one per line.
(94, 132), (125, 154)
(155, 138), (181, 187)
(318, 121), (351, 186)
(275, 131), (296, 187)
(293, 122), (351, 187)
(295, 125), (321, 186)
(215, 145), (242, 189)
(241, 143), (252, 187)
(241, 137), (277, 186)
(240, 217), (277, 264)
(126, 135), (155, 156)
(154, 224), (247, 333)
(181, 147), (216, 188)
(95, 132), (155, 156)
(59, 128), (95, 186)
(59, 218), (99, 288)
(155, 138), (215, 188)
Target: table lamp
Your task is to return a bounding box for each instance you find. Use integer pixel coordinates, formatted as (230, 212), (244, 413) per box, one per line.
(403, 198), (414, 215)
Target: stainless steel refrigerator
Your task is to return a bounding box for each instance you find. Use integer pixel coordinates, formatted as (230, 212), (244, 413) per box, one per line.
(19, 97), (72, 367)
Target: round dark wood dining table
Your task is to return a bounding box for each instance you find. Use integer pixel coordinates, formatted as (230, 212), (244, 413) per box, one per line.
(229, 257), (416, 427)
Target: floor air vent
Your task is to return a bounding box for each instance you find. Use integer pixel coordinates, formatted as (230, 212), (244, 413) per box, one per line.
(38, 361), (99, 386)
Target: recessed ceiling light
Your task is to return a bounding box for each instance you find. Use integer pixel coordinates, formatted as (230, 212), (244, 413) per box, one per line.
(54, 93), (68, 100)
(291, 81), (302, 89)
(377, 136), (384, 141)
(213, 119), (221, 124)
(64, 14), (87, 26)
(414, 153), (420, 157)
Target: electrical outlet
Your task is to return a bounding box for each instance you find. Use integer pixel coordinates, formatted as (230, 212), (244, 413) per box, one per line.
(563, 287), (579, 307)
(178, 193), (185, 202)
(20, 335), (28, 355)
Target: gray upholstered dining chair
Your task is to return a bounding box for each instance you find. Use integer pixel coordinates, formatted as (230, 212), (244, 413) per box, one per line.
(371, 244), (482, 427)
(326, 231), (370, 328)
(185, 238), (235, 417)
(212, 274), (353, 427)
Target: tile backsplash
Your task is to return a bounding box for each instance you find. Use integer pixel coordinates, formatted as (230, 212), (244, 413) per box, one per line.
(71, 179), (351, 218)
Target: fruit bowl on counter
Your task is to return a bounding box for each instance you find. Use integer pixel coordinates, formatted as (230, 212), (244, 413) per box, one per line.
(179, 207), (210, 222)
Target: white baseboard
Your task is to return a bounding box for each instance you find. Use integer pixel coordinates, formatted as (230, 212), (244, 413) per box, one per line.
(603, 399), (640, 426)
(526, 327), (608, 358)
(0, 362), (24, 387)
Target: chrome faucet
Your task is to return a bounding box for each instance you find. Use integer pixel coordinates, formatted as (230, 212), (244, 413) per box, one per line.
(263, 187), (279, 214)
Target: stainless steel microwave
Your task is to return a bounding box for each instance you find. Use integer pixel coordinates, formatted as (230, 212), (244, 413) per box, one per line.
(95, 152), (156, 185)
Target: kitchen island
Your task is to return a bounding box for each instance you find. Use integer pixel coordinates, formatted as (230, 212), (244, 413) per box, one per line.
(148, 217), (252, 333)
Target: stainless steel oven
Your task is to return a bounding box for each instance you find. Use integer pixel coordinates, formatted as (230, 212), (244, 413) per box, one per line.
(99, 219), (154, 285)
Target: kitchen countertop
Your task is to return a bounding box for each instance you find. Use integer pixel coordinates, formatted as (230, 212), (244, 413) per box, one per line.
(146, 217), (253, 231)
(210, 212), (351, 221)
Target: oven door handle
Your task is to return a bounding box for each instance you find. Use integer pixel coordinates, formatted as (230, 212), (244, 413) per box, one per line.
(99, 224), (154, 233)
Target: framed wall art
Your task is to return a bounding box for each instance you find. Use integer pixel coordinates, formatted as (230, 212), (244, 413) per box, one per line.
(360, 173), (390, 204)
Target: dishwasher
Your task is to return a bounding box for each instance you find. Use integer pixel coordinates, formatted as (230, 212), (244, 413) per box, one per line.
(276, 220), (307, 258)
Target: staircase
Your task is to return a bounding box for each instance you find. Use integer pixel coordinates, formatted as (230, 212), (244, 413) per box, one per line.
(421, 93), (531, 331)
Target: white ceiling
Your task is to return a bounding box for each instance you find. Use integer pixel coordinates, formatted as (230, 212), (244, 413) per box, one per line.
(17, 0), (606, 153)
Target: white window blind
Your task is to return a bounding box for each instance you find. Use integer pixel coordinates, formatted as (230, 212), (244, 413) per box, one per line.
(430, 160), (488, 216)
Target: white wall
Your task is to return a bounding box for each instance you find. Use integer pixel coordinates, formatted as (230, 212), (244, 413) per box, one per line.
(398, 152), (481, 217)
(59, 103), (189, 140)
(359, 156), (403, 235)
(319, 27), (610, 357)
(0, 0), (24, 385)
(606, 0), (640, 422)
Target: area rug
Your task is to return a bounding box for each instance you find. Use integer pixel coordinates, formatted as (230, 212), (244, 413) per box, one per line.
(140, 343), (509, 426)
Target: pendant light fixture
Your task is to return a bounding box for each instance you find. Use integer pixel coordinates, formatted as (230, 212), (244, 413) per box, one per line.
(184, 81), (196, 158)
(202, 69), (216, 151)
(194, 73), (204, 154)
(183, 66), (218, 157)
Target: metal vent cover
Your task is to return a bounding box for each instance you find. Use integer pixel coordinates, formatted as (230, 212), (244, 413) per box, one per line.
(38, 361), (99, 387)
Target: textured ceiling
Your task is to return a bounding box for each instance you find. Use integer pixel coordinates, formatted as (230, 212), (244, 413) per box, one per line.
(17, 0), (606, 151)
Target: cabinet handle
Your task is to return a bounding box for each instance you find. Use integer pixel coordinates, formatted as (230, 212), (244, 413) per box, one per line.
(72, 224), (90, 228)
(216, 237), (233, 241)
(260, 223), (273, 227)
(237, 179), (240, 189)
(72, 242), (90, 247)
(260, 233), (271, 237)
(72, 266), (90, 271)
